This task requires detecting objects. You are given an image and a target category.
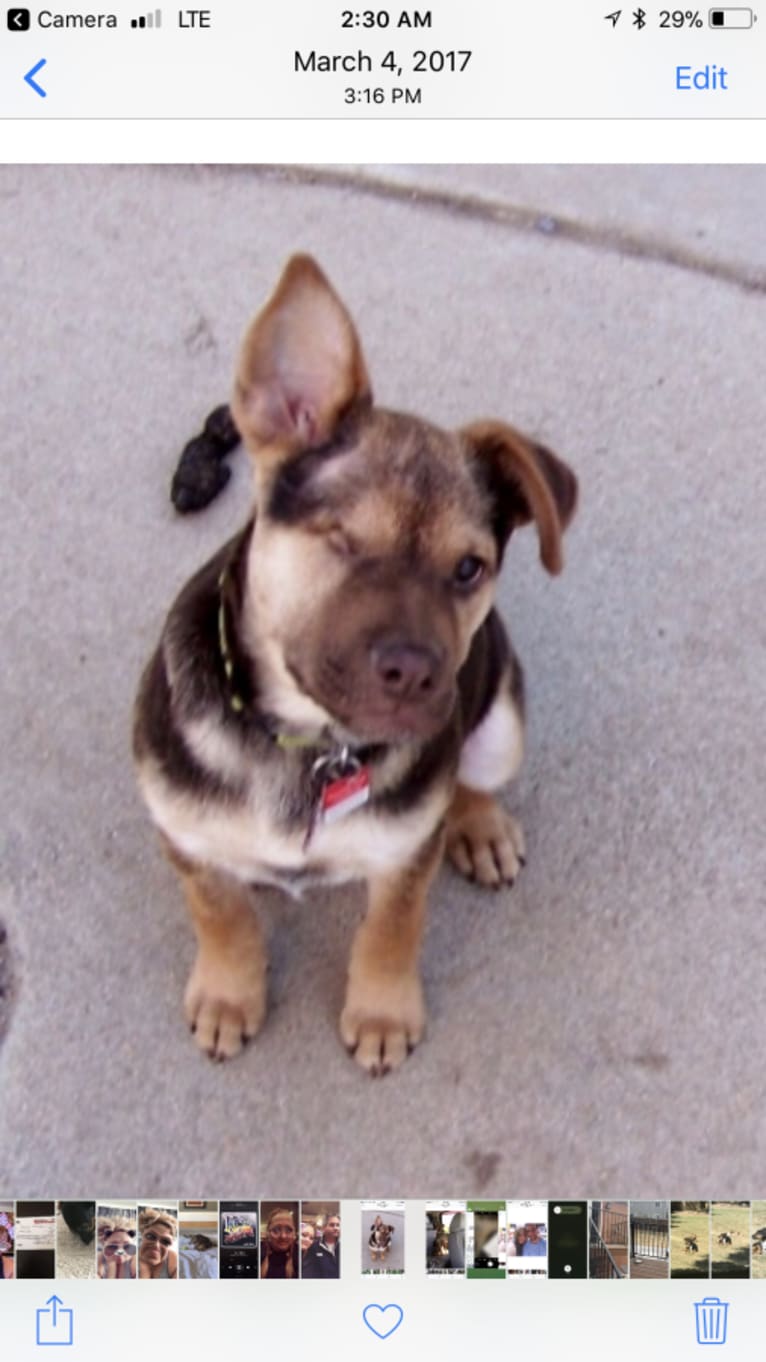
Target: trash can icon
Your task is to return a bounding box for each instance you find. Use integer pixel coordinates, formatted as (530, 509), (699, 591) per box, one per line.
(694, 1297), (729, 1345)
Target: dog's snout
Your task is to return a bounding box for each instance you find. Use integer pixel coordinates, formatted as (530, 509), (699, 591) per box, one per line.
(371, 640), (441, 700)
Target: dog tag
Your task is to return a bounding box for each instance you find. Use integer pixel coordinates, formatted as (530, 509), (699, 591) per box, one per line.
(319, 766), (371, 824)
(303, 748), (372, 849)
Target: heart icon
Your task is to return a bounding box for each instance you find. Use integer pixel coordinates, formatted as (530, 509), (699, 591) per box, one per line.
(363, 1304), (404, 1339)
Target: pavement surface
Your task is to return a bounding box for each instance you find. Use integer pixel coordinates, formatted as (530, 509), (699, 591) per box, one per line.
(2, 164), (765, 1197)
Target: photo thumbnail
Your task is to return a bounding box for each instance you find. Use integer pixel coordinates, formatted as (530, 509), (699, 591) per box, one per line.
(15, 1201), (55, 1280)
(260, 1202), (300, 1279)
(97, 1203), (137, 1280)
(467, 1202), (506, 1278)
(588, 1201), (628, 1279)
(629, 1201), (669, 1279)
(57, 1202), (96, 1280)
(507, 1200), (548, 1277)
(670, 1202), (710, 1278)
(220, 1203), (259, 1279)
(426, 1202), (465, 1276)
(300, 1201), (340, 1279)
(362, 1201), (405, 1275)
(179, 1202), (218, 1279)
(137, 1202), (178, 1279)
(0, 1202), (15, 1279)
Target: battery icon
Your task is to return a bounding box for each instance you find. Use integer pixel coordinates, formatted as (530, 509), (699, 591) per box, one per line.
(709, 7), (754, 24)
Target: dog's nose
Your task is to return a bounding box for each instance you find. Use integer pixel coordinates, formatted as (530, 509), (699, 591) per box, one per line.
(371, 641), (440, 699)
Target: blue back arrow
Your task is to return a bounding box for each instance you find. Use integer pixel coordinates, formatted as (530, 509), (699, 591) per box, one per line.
(24, 59), (47, 97)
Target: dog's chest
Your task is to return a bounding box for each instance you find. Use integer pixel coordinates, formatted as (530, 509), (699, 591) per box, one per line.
(139, 758), (446, 893)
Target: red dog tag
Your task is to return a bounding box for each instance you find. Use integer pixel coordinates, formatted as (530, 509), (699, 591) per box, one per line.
(319, 767), (371, 824)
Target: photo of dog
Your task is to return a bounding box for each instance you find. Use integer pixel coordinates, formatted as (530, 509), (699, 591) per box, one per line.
(369, 1215), (395, 1262)
(362, 1204), (405, 1273)
(671, 1203), (710, 1279)
(133, 253), (577, 1073)
(5, 163), (766, 1196)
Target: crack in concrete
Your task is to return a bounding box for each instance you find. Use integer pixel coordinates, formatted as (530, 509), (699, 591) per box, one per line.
(237, 164), (766, 298)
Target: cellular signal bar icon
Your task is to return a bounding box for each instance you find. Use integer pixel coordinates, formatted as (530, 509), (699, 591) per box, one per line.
(131, 7), (162, 26)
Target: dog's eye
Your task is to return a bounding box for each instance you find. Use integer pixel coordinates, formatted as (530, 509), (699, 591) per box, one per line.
(452, 555), (486, 590)
(326, 527), (358, 559)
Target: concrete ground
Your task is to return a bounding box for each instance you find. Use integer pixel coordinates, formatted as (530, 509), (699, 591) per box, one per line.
(1, 164), (765, 1197)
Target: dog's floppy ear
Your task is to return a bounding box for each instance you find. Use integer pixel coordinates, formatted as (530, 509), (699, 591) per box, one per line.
(231, 254), (371, 468)
(462, 420), (577, 575)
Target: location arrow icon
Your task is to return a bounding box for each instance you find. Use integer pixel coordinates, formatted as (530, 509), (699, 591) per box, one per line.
(605, 9), (622, 23)
(24, 58), (47, 97)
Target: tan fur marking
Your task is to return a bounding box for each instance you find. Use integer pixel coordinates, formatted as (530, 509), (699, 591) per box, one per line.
(175, 861), (267, 1061)
(340, 827), (445, 1075)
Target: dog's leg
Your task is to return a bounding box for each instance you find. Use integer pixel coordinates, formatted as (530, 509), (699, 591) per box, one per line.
(340, 827), (444, 1075)
(447, 683), (526, 888)
(171, 854), (267, 1061)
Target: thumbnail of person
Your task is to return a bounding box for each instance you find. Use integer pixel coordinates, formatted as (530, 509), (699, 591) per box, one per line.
(301, 1203), (340, 1278)
(97, 1205), (137, 1279)
(260, 1203), (300, 1279)
(0, 1204), (14, 1279)
(138, 1205), (178, 1279)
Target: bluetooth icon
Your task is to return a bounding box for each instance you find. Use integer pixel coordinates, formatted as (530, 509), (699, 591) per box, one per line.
(632, 6), (647, 25)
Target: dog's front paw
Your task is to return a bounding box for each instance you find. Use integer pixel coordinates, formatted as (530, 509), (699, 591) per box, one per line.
(184, 955), (266, 1061)
(340, 974), (425, 1076)
(447, 793), (526, 889)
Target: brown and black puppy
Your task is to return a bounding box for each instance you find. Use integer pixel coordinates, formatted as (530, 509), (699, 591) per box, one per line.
(133, 254), (577, 1074)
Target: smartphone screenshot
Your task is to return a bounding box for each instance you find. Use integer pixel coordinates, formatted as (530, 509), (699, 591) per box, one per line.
(2, 1), (765, 1356)
(425, 1201), (465, 1276)
(548, 1202), (588, 1280)
(219, 1202), (258, 1278)
(361, 1201), (405, 1276)
(507, 1200), (548, 1277)
(466, 1201), (506, 1279)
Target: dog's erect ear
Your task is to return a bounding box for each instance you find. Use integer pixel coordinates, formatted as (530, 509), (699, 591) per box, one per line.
(231, 255), (371, 467)
(462, 420), (578, 575)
